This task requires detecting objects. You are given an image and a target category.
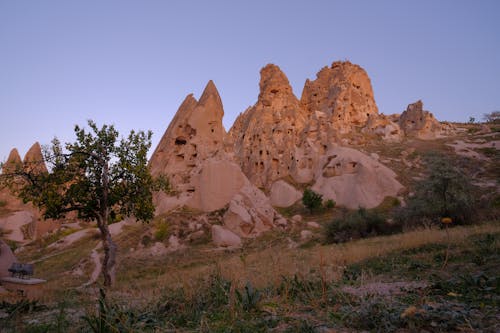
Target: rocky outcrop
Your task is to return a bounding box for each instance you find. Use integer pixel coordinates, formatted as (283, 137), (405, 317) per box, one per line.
(300, 61), (379, 133)
(1, 149), (22, 174)
(269, 180), (302, 207)
(150, 81), (283, 238)
(399, 100), (441, 140)
(311, 147), (404, 209)
(23, 142), (47, 175)
(211, 225), (242, 248)
(149, 80), (227, 192)
(230, 64), (308, 188)
(364, 114), (402, 142)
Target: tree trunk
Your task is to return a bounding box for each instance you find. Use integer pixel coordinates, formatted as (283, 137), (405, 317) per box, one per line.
(97, 217), (117, 287)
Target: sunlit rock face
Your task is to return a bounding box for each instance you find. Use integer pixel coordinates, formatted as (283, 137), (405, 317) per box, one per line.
(149, 80), (227, 191)
(23, 142), (48, 174)
(398, 100), (442, 140)
(229, 64), (308, 188)
(149, 81), (283, 237)
(300, 61), (379, 134)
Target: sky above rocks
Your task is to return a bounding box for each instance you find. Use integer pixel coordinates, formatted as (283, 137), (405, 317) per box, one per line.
(1, 0), (499, 162)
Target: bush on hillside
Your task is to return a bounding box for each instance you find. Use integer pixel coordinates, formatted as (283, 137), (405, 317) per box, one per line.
(302, 188), (323, 214)
(324, 208), (400, 244)
(394, 153), (476, 228)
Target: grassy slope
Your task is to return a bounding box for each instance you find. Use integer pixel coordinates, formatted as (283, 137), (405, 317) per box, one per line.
(1, 223), (499, 332)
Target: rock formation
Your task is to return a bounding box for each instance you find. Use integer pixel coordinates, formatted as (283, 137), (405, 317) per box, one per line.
(311, 147), (404, 209)
(23, 142), (48, 175)
(269, 180), (302, 207)
(399, 100), (441, 140)
(1, 148), (22, 174)
(149, 80), (227, 191)
(300, 61), (379, 133)
(149, 81), (284, 238)
(230, 64), (308, 188)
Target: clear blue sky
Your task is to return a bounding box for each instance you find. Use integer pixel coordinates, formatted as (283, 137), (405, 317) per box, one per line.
(1, 0), (499, 162)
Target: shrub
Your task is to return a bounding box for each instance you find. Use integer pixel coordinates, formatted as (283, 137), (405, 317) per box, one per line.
(324, 208), (399, 243)
(154, 221), (170, 242)
(324, 199), (336, 209)
(302, 188), (323, 214)
(394, 153), (476, 228)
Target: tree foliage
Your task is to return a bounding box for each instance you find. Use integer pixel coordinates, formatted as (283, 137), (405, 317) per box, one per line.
(1, 120), (161, 286)
(302, 188), (323, 214)
(482, 111), (500, 124)
(395, 153), (475, 227)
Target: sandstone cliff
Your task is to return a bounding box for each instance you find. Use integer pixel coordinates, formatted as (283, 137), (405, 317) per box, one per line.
(230, 64), (308, 188)
(150, 81), (283, 239)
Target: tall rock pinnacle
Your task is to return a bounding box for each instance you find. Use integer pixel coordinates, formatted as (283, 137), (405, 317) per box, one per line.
(229, 64), (307, 188)
(2, 148), (22, 174)
(23, 142), (48, 174)
(300, 61), (379, 133)
(149, 80), (227, 191)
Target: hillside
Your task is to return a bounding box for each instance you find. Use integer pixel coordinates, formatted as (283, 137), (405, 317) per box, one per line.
(0, 60), (499, 332)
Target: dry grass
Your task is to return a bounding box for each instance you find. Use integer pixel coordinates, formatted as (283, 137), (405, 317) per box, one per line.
(107, 222), (500, 304)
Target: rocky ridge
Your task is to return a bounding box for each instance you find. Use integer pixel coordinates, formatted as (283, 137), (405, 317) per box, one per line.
(2, 60), (450, 249)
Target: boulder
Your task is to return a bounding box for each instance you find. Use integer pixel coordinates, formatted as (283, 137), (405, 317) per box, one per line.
(188, 159), (246, 212)
(0, 211), (35, 242)
(312, 147), (404, 209)
(211, 225), (242, 247)
(300, 230), (313, 241)
(223, 184), (277, 237)
(269, 180), (302, 207)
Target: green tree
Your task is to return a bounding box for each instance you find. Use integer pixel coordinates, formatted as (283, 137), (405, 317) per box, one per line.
(1, 120), (160, 286)
(302, 188), (323, 214)
(396, 153), (475, 227)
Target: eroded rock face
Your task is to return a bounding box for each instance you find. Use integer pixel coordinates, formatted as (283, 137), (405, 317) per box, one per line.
(312, 147), (403, 209)
(230, 64), (308, 188)
(150, 81), (283, 238)
(188, 159), (247, 212)
(399, 100), (441, 140)
(23, 142), (48, 175)
(2, 149), (22, 174)
(269, 180), (302, 207)
(211, 225), (242, 247)
(149, 80), (226, 192)
(300, 61), (379, 133)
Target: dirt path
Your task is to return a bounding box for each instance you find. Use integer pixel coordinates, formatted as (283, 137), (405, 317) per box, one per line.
(78, 245), (102, 288)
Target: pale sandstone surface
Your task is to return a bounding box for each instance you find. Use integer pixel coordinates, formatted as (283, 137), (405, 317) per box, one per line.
(300, 61), (379, 133)
(269, 180), (302, 207)
(149, 80), (282, 239)
(399, 100), (442, 140)
(230, 64), (308, 188)
(0, 211), (35, 243)
(211, 225), (242, 248)
(311, 147), (404, 209)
